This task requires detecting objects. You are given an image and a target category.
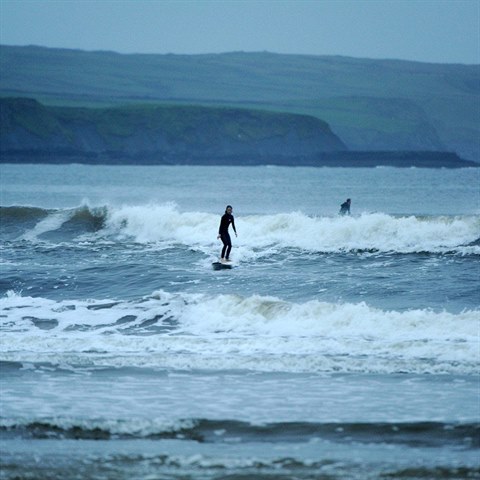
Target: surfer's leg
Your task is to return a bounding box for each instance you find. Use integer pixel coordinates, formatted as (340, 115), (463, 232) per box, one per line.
(225, 234), (232, 260)
(221, 233), (230, 259)
(221, 233), (232, 260)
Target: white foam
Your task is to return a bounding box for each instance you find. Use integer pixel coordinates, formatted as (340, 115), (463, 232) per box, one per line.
(1, 290), (478, 374)
(15, 202), (479, 255)
(104, 203), (217, 245)
(0, 415), (197, 438)
(21, 209), (74, 241)
(100, 204), (479, 255)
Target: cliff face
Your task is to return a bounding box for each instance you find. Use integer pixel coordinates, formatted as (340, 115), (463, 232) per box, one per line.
(1, 98), (476, 167)
(0, 98), (346, 163)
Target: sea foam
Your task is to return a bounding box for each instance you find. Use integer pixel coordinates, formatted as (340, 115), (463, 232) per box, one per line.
(104, 204), (480, 255)
(1, 290), (478, 375)
(8, 203), (479, 254)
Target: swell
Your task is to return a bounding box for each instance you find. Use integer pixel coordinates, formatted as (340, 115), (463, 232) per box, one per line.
(1, 418), (477, 448)
(0, 205), (49, 221)
(0, 205), (107, 240)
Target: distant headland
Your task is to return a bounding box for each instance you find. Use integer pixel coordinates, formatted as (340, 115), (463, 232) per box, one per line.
(0, 97), (475, 168)
(0, 97), (476, 168)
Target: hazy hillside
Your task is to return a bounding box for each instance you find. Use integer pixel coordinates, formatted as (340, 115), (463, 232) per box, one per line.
(2, 98), (475, 168)
(1, 45), (479, 161)
(0, 97), (347, 165)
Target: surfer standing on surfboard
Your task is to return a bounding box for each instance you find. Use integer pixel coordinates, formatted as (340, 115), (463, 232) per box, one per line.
(217, 205), (237, 263)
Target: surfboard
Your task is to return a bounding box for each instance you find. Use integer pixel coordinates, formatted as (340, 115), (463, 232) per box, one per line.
(212, 261), (234, 270)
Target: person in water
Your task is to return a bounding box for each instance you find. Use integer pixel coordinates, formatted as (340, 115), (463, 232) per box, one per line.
(217, 205), (237, 262)
(339, 198), (351, 215)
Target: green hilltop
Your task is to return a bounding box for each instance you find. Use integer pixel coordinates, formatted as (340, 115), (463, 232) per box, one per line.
(1, 45), (479, 162)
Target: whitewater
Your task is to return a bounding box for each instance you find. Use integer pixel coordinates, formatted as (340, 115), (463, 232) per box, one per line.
(1, 164), (479, 480)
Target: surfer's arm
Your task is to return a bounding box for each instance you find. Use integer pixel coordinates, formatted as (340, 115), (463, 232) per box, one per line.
(232, 217), (237, 236)
(218, 215), (224, 236)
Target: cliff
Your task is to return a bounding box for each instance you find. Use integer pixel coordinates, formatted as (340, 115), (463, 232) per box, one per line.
(0, 98), (476, 167)
(0, 98), (346, 164)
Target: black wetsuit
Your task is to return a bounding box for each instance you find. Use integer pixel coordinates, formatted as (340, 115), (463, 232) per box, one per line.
(219, 213), (236, 259)
(340, 201), (351, 215)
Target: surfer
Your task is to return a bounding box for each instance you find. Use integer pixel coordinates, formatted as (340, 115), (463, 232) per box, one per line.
(217, 205), (237, 262)
(339, 198), (351, 215)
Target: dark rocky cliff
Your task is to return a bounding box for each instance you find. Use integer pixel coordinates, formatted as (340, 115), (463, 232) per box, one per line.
(1, 98), (476, 167)
(0, 98), (346, 164)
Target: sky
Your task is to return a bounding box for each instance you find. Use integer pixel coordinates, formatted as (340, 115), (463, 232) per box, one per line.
(0, 0), (479, 64)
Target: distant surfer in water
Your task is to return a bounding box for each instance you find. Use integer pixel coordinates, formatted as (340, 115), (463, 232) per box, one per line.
(217, 205), (237, 262)
(339, 198), (351, 215)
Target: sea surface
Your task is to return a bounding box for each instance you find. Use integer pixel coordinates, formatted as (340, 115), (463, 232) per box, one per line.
(0, 163), (479, 480)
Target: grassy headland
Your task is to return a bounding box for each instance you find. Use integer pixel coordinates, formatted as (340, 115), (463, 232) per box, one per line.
(1, 97), (350, 165)
(1, 97), (475, 168)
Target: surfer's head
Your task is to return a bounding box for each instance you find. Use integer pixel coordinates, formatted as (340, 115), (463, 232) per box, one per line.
(225, 205), (233, 213)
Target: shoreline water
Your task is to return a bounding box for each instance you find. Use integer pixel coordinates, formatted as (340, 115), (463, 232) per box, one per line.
(1, 149), (478, 168)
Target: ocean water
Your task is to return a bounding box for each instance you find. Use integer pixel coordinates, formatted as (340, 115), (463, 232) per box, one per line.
(0, 163), (479, 480)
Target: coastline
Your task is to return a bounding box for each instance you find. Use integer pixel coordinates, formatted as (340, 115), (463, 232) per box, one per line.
(1, 150), (477, 168)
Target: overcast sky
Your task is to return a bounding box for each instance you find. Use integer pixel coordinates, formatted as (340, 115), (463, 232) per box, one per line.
(0, 0), (478, 64)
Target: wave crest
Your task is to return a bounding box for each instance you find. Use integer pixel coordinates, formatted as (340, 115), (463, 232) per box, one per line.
(3, 203), (477, 254)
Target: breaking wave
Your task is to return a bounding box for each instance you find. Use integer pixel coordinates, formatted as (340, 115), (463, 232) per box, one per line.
(1, 290), (478, 375)
(1, 203), (479, 255)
